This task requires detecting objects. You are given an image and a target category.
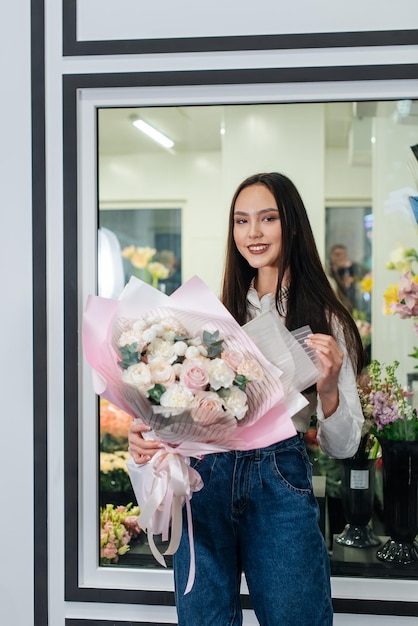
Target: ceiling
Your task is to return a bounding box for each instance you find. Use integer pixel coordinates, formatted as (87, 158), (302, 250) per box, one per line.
(98, 100), (415, 157)
(98, 102), (357, 156)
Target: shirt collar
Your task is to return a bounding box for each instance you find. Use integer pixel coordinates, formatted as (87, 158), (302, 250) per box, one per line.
(247, 279), (289, 312)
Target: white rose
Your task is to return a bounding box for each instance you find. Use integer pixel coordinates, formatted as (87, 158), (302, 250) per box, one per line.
(149, 360), (176, 387)
(173, 340), (188, 356)
(159, 383), (194, 408)
(163, 329), (176, 341)
(198, 345), (208, 357)
(172, 363), (183, 378)
(194, 354), (210, 365)
(161, 317), (189, 336)
(147, 337), (177, 363)
(150, 323), (165, 336)
(146, 315), (161, 326)
(117, 330), (144, 349)
(185, 345), (200, 359)
(223, 387), (248, 420)
(132, 319), (148, 332)
(207, 358), (235, 391)
(122, 362), (153, 392)
(142, 327), (158, 343)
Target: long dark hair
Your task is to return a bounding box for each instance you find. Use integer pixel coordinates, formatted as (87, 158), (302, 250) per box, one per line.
(221, 172), (364, 374)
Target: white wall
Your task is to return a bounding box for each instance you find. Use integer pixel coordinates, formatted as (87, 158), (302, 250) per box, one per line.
(221, 103), (325, 253)
(325, 148), (372, 203)
(0, 1), (33, 625)
(77, 0), (418, 40)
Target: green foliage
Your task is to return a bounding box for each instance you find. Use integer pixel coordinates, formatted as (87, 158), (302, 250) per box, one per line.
(374, 417), (418, 442)
(118, 343), (141, 369)
(233, 375), (248, 391)
(100, 433), (128, 453)
(408, 346), (418, 368)
(100, 468), (132, 493)
(216, 387), (231, 399)
(203, 330), (224, 358)
(367, 359), (418, 441)
(148, 383), (166, 404)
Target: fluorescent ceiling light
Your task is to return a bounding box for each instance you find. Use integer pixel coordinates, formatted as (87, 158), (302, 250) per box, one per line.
(132, 119), (174, 149)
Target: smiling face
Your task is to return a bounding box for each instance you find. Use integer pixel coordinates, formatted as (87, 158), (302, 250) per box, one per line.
(233, 183), (283, 277)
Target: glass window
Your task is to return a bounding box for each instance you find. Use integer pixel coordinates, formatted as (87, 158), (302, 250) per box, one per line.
(94, 100), (418, 583)
(97, 205), (181, 568)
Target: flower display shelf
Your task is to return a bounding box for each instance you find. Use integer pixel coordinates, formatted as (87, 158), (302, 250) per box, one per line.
(331, 535), (418, 579)
(116, 535), (173, 569)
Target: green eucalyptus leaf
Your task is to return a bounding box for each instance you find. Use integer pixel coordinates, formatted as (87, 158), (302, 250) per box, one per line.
(174, 334), (190, 342)
(203, 329), (220, 344)
(148, 384), (166, 404)
(118, 343), (141, 369)
(206, 342), (223, 359)
(233, 375), (248, 391)
(203, 330), (224, 358)
(216, 387), (230, 399)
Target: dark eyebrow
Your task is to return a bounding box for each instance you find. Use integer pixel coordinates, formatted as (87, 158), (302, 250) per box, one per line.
(233, 208), (279, 216)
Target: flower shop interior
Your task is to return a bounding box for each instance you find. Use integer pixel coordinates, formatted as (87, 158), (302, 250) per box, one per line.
(15, 3), (418, 625)
(92, 98), (418, 615)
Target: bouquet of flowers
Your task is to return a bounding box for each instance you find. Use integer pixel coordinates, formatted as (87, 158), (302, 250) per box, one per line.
(384, 245), (418, 365)
(122, 245), (170, 288)
(361, 359), (418, 441)
(408, 143), (418, 223)
(100, 502), (142, 564)
(100, 399), (132, 452)
(100, 450), (132, 494)
(117, 318), (265, 438)
(355, 318), (372, 350)
(355, 374), (380, 459)
(83, 275), (322, 590)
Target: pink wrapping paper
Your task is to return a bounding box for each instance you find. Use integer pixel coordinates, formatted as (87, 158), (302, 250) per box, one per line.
(83, 275), (302, 448)
(83, 275), (316, 592)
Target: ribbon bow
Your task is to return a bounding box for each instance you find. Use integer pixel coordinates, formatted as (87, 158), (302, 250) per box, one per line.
(131, 450), (203, 594)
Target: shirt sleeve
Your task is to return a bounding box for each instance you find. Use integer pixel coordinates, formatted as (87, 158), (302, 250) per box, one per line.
(315, 327), (364, 459)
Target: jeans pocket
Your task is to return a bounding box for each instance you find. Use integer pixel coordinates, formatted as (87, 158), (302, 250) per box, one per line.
(190, 453), (218, 487)
(271, 445), (313, 495)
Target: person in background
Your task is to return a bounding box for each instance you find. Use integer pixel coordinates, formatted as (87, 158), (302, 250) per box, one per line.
(128, 172), (364, 625)
(328, 243), (363, 314)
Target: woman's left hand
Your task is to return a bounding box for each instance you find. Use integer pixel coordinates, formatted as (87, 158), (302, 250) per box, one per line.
(306, 333), (343, 417)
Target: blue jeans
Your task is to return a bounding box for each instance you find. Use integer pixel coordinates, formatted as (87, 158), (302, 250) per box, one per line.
(173, 435), (333, 626)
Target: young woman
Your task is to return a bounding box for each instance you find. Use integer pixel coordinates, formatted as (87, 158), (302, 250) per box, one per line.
(128, 172), (364, 625)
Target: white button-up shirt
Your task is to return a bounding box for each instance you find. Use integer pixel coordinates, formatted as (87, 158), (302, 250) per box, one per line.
(246, 283), (364, 459)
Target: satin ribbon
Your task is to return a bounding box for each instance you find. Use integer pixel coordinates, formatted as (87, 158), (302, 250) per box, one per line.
(136, 450), (203, 594)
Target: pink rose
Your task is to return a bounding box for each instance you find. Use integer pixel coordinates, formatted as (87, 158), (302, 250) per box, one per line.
(237, 359), (263, 382)
(192, 391), (225, 424)
(222, 349), (244, 372)
(180, 359), (210, 391)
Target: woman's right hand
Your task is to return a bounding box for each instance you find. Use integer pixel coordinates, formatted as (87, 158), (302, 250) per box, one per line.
(128, 420), (163, 464)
